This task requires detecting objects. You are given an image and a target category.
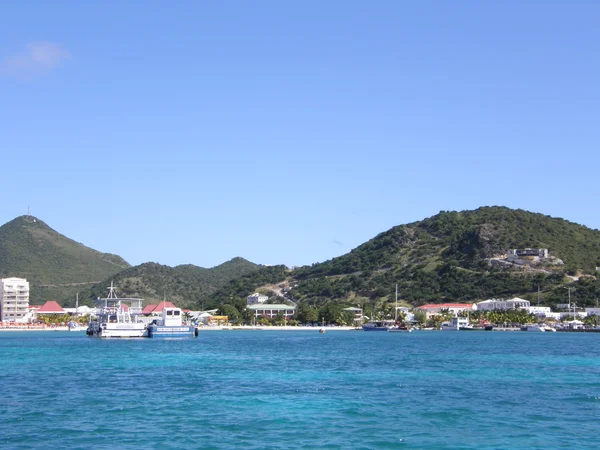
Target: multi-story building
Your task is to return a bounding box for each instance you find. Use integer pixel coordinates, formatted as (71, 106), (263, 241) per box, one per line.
(0, 277), (30, 322)
(248, 304), (296, 319)
(247, 293), (269, 305)
(416, 303), (476, 318)
(476, 298), (531, 311)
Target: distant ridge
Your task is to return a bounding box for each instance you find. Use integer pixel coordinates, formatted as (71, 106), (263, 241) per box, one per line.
(83, 256), (262, 308)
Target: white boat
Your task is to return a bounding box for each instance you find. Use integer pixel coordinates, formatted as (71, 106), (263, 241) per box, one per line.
(525, 324), (556, 332)
(389, 324), (413, 333)
(86, 282), (148, 338)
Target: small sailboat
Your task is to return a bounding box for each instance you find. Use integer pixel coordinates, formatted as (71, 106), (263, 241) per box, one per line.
(319, 317), (326, 334)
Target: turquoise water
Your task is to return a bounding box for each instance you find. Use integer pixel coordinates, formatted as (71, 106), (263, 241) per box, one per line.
(1, 331), (599, 449)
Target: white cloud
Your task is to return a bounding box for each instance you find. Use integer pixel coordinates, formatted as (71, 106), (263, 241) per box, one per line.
(1, 42), (70, 77)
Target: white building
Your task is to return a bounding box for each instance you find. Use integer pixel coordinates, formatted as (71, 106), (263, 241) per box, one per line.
(0, 277), (30, 322)
(586, 308), (600, 316)
(507, 248), (549, 264)
(524, 306), (551, 315)
(246, 293), (268, 305)
(248, 304), (296, 319)
(416, 303), (476, 318)
(476, 297), (530, 311)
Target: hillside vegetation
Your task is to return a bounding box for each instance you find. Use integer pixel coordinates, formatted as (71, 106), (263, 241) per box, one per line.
(81, 257), (262, 308)
(0, 216), (130, 303)
(288, 207), (600, 308)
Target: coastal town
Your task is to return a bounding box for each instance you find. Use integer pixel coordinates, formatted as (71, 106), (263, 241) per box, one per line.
(2, 249), (599, 333)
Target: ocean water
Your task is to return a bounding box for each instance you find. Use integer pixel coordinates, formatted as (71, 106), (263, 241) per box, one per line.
(1, 330), (599, 449)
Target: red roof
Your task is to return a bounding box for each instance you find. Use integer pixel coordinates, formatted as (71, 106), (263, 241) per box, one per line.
(418, 303), (474, 309)
(38, 301), (65, 313)
(142, 302), (177, 314)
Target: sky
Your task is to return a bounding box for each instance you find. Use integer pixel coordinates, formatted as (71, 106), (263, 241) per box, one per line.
(1, 1), (599, 269)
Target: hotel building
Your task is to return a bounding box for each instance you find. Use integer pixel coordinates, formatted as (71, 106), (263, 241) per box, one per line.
(0, 277), (30, 322)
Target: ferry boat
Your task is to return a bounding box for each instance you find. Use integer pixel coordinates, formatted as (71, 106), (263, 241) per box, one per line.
(86, 282), (148, 338)
(147, 307), (198, 338)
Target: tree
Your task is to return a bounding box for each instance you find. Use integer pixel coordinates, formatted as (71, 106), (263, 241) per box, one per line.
(413, 309), (427, 325)
(219, 304), (241, 324)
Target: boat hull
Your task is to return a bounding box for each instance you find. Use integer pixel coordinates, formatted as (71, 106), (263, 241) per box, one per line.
(147, 325), (197, 338)
(87, 323), (148, 338)
(362, 326), (390, 331)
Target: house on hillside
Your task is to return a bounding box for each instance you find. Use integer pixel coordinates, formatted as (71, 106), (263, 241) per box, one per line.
(506, 248), (550, 265)
(247, 293), (268, 305)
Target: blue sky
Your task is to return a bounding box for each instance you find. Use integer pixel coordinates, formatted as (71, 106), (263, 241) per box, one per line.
(1, 1), (599, 269)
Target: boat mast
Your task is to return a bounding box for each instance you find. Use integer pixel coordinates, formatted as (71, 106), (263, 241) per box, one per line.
(395, 284), (398, 322)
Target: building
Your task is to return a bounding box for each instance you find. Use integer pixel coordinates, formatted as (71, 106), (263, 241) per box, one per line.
(344, 307), (364, 325)
(416, 303), (475, 318)
(586, 308), (600, 316)
(248, 304), (296, 319)
(476, 298), (531, 311)
(524, 306), (551, 315)
(142, 301), (177, 316)
(247, 293), (268, 305)
(37, 301), (66, 317)
(0, 277), (30, 322)
(506, 248), (549, 265)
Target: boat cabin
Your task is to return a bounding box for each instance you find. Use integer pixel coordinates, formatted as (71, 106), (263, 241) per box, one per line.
(152, 307), (184, 327)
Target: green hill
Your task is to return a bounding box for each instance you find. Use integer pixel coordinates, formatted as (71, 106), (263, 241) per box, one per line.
(83, 257), (262, 309)
(0, 215), (130, 303)
(287, 207), (600, 308)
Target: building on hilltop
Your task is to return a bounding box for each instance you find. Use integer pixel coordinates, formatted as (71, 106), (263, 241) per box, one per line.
(0, 277), (30, 323)
(506, 248), (549, 265)
(246, 293), (268, 305)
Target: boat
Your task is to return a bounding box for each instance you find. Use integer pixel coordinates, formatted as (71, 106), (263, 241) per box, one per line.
(67, 321), (80, 331)
(362, 320), (395, 331)
(524, 324), (557, 332)
(147, 307), (198, 338)
(86, 282), (148, 338)
(319, 317), (326, 334)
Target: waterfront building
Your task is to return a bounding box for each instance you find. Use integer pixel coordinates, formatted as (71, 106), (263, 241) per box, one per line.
(248, 304), (296, 319)
(586, 307), (600, 316)
(142, 301), (177, 316)
(476, 297), (530, 311)
(344, 307), (364, 324)
(247, 293), (268, 305)
(0, 277), (30, 322)
(416, 303), (475, 318)
(37, 301), (66, 317)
